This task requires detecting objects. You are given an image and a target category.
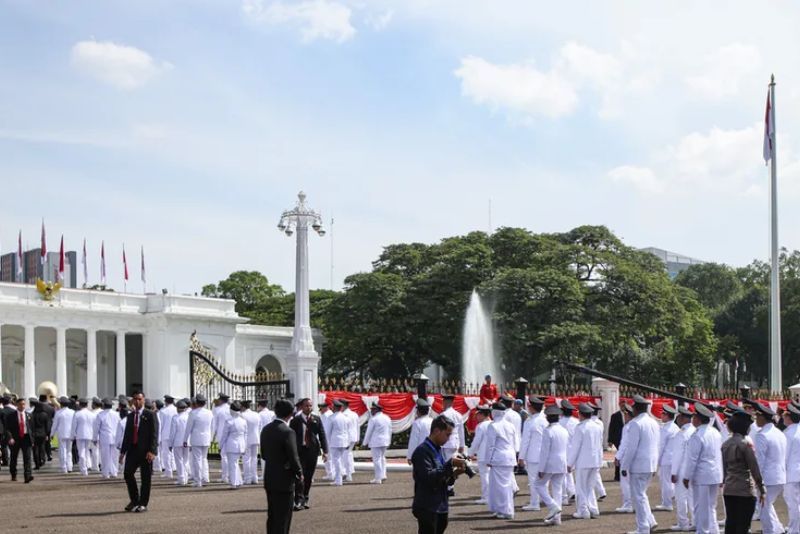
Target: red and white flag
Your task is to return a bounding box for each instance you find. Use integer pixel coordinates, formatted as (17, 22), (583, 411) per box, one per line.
(58, 235), (65, 283)
(40, 220), (47, 266)
(16, 230), (23, 282)
(100, 241), (107, 285)
(764, 89), (775, 164)
(140, 246), (146, 284)
(123, 245), (129, 282)
(81, 239), (88, 287)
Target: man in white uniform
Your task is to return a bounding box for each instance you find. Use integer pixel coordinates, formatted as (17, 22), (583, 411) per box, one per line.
(93, 398), (120, 479)
(89, 398), (102, 472)
(519, 396), (547, 511)
(615, 404), (635, 513)
(681, 403), (723, 534)
(588, 402), (607, 501)
(501, 395), (522, 454)
(754, 402), (787, 534)
(71, 399), (96, 476)
(669, 405), (696, 532)
(169, 400), (190, 486)
(257, 399), (275, 479)
(568, 403), (603, 519)
(441, 394), (464, 496)
(469, 405), (492, 504)
(783, 403), (800, 534)
(211, 393), (232, 483)
(559, 399), (579, 504)
(183, 394), (213, 487)
(620, 395), (659, 534)
(240, 400), (261, 485)
(218, 401), (247, 488)
(341, 399), (360, 481)
(318, 402), (334, 480)
(51, 396), (75, 473)
(485, 402), (517, 520)
(327, 399), (351, 486)
(362, 402), (392, 483)
(656, 404), (679, 511)
(536, 405), (569, 526)
(407, 399), (433, 465)
(159, 395), (178, 479)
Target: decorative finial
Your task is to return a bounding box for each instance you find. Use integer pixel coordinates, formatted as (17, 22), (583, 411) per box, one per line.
(771, 73), (775, 84)
(298, 191), (306, 203)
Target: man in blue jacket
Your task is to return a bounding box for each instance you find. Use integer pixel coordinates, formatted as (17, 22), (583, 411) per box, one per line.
(411, 415), (467, 534)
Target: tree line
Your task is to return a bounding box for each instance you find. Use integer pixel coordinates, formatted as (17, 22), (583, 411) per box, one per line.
(201, 225), (800, 388)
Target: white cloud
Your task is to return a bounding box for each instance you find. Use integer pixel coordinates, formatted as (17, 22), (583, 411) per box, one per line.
(242, 0), (355, 43)
(454, 55), (578, 119)
(607, 165), (664, 194)
(70, 40), (171, 90)
(365, 9), (393, 31)
(685, 44), (761, 100)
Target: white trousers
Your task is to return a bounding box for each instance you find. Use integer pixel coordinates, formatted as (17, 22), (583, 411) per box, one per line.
(536, 473), (564, 513)
(524, 462), (540, 507)
(674, 477), (694, 529)
(562, 471), (575, 502)
(659, 464), (674, 508)
(191, 446), (209, 486)
(488, 465), (515, 517)
(620, 473), (631, 508)
(90, 441), (100, 471)
(371, 447), (387, 481)
(478, 461), (491, 502)
(226, 453), (243, 487)
(576, 468), (600, 516)
(692, 483), (719, 534)
(784, 481), (800, 534)
(58, 438), (73, 473)
(160, 441), (175, 477)
(331, 447), (347, 485)
(243, 444), (259, 483)
(220, 450), (229, 482)
(594, 467), (606, 498)
(761, 484), (785, 534)
(99, 442), (117, 478)
(345, 444), (355, 476)
(173, 447), (189, 485)
(629, 472), (656, 534)
(76, 439), (91, 475)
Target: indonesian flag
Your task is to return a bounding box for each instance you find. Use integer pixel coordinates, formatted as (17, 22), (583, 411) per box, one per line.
(100, 241), (106, 285)
(40, 220), (47, 265)
(123, 245), (129, 282)
(764, 89), (774, 164)
(58, 235), (65, 283)
(140, 246), (146, 284)
(81, 239), (88, 286)
(16, 230), (23, 282)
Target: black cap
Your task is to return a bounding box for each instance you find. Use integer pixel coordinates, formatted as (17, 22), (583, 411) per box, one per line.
(545, 405), (561, 416)
(725, 401), (740, 412)
(788, 403), (800, 416)
(622, 403), (633, 414)
(371, 402), (383, 411)
(677, 405), (693, 417)
(102, 398), (113, 408)
(339, 398), (349, 406)
(730, 407), (752, 419)
(754, 402), (776, 417)
(529, 396), (545, 407)
(477, 404), (492, 414)
(59, 396), (70, 404)
(560, 399), (575, 411)
(442, 393), (455, 400)
(333, 399), (343, 408)
(78, 398), (88, 406)
(164, 395), (175, 402)
(195, 394), (207, 403)
(578, 403), (593, 416)
(694, 403), (714, 419)
(229, 401), (242, 412)
(118, 398), (128, 407)
(662, 405), (677, 415)
(491, 402), (507, 411)
(176, 400), (188, 409)
(416, 398), (430, 408)
(155, 399), (164, 409)
(218, 393), (230, 401)
(632, 394), (651, 406)
(587, 401), (600, 410)
(318, 401), (329, 408)
(500, 394), (514, 403)
(241, 399), (252, 408)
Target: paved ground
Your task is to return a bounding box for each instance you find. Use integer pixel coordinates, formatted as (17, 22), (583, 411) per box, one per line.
(0, 460), (788, 533)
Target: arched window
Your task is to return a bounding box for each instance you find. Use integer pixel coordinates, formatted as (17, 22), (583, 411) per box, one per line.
(255, 354), (282, 376)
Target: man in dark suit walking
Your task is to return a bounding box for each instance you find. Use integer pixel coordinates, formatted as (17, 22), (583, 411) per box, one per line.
(262, 399), (303, 534)
(5, 397), (34, 483)
(289, 398), (328, 510)
(607, 398), (625, 481)
(0, 396), (15, 468)
(38, 395), (55, 461)
(119, 391), (159, 513)
(31, 399), (52, 469)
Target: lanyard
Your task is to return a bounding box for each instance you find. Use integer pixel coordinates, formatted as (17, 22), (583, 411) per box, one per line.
(423, 438), (444, 465)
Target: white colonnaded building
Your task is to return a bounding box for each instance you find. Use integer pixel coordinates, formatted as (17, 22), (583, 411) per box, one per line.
(0, 282), (322, 402)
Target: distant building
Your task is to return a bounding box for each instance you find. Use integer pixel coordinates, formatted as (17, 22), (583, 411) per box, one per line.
(641, 247), (704, 279)
(0, 249), (78, 288)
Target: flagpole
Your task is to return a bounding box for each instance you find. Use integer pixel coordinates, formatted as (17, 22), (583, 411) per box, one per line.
(769, 74), (782, 394)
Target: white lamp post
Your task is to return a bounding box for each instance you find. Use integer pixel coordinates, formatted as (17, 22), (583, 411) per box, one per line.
(278, 191), (324, 402)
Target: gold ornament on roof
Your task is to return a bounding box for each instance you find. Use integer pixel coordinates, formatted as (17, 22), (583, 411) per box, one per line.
(36, 278), (62, 301)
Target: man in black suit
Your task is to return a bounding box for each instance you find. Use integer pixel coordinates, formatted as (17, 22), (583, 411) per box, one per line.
(31, 399), (52, 469)
(5, 397), (34, 483)
(262, 399), (303, 534)
(0, 396), (15, 467)
(38, 395), (55, 461)
(607, 398), (626, 481)
(119, 391), (159, 513)
(289, 398), (328, 511)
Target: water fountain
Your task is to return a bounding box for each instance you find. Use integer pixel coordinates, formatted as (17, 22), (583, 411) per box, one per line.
(462, 289), (502, 388)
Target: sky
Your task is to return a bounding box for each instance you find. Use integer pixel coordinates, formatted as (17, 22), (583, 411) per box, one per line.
(2, 1), (800, 295)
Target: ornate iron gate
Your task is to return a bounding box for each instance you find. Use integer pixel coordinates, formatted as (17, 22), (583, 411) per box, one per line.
(189, 333), (291, 406)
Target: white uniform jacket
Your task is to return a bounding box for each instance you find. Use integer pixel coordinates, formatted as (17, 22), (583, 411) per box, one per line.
(328, 411), (352, 448)
(620, 412), (659, 474)
(184, 407), (213, 447)
(52, 407), (75, 441)
(470, 420), (491, 462)
(568, 418), (603, 469)
(160, 404), (177, 443)
(486, 417), (517, 467)
(343, 408), (360, 446)
(169, 411), (189, 448)
(71, 408), (96, 440)
(259, 408), (276, 432)
(755, 422), (787, 486)
(362, 412), (392, 449)
(504, 409), (522, 452)
(658, 420), (680, 467)
(93, 409), (120, 446)
(406, 415), (433, 460)
(669, 423), (696, 479)
(539, 422), (569, 474)
(241, 409), (261, 447)
(681, 423), (723, 485)
(219, 415), (248, 455)
(441, 407), (464, 450)
(785, 423), (800, 484)
(520, 411), (547, 464)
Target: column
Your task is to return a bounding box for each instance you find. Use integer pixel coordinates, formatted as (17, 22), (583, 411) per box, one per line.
(24, 324), (35, 399)
(591, 377), (620, 447)
(56, 327), (67, 397)
(291, 221), (315, 353)
(0, 323), (3, 386)
(86, 328), (97, 398)
(116, 331), (126, 396)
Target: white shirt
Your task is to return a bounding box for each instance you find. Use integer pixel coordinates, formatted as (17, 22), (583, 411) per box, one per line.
(212, 403), (231, 440)
(71, 407), (96, 440)
(486, 416), (517, 467)
(470, 420), (491, 462)
(241, 409), (261, 447)
(258, 407), (276, 432)
(93, 408), (120, 446)
(328, 411), (351, 448)
(520, 411), (547, 463)
(504, 409), (522, 452)
(681, 423), (723, 485)
(539, 422), (569, 474)
(785, 423), (800, 484)
(755, 422), (787, 486)
(670, 422), (696, 479)
(568, 418), (603, 469)
(441, 406), (464, 450)
(620, 412), (659, 474)
(559, 415), (578, 438)
(219, 414), (248, 454)
(406, 415), (433, 460)
(184, 406), (214, 447)
(343, 408), (360, 445)
(169, 411), (189, 448)
(362, 412), (392, 449)
(320, 410), (333, 441)
(658, 420), (680, 467)
(52, 407), (75, 440)
(159, 404), (177, 443)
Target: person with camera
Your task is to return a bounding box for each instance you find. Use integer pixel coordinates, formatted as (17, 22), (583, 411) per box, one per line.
(411, 415), (468, 534)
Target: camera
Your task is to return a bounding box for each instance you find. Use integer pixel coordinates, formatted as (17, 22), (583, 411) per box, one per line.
(454, 454), (476, 479)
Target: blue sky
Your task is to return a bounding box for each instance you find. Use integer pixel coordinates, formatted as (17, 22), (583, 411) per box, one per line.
(2, 0), (800, 294)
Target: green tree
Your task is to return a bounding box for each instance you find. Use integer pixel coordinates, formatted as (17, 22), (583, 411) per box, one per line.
(675, 263), (741, 313)
(201, 271), (285, 316)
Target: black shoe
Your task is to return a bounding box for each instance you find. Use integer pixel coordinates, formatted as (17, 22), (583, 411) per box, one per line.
(134, 506), (147, 513)
(125, 502), (138, 512)
(11, 476), (16, 482)
(303, 503), (310, 510)
(293, 504), (303, 511)
(24, 476), (33, 483)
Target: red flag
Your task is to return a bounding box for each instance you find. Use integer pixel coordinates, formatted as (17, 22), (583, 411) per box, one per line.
(123, 246), (129, 282)
(764, 89), (774, 164)
(58, 236), (65, 283)
(16, 230), (23, 282)
(100, 241), (106, 285)
(40, 220), (47, 265)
